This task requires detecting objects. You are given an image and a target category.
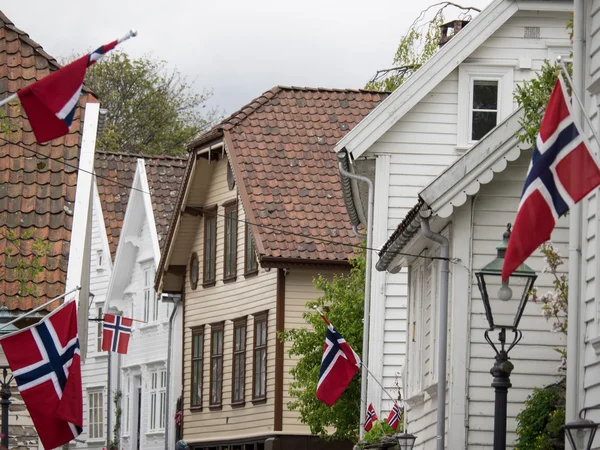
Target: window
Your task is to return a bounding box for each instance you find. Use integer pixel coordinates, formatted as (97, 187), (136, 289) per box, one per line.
(224, 202), (238, 281)
(96, 249), (104, 271)
(457, 65), (513, 149)
(149, 370), (167, 431)
(97, 305), (103, 352)
(232, 318), (247, 404)
(191, 327), (204, 408)
(124, 376), (131, 435)
(244, 222), (258, 275)
(210, 323), (224, 407)
(88, 390), (104, 440)
(203, 207), (217, 286)
(253, 312), (267, 401)
(143, 266), (158, 322)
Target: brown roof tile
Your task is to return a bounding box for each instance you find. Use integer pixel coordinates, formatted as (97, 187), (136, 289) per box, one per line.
(94, 151), (188, 258)
(0, 11), (92, 311)
(195, 86), (388, 263)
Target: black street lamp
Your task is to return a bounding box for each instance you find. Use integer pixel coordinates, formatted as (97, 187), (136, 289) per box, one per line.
(474, 224), (537, 450)
(563, 405), (600, 450)
(395, 431), (417, 450)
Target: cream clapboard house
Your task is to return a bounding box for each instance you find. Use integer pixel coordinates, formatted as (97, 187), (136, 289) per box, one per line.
(334, 0), (572, 437)
(156, 86), (387, 450)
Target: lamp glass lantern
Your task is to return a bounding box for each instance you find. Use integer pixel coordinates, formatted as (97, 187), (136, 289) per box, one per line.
(395, 432), (417, 450)
(564, 411), (600, 450)
(474, 225), (537, 331)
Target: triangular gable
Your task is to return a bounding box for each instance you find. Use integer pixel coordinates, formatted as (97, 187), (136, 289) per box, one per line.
(334, 0), (569, 159)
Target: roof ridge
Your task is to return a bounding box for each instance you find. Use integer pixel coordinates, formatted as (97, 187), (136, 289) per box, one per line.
(95, 150), (188, 161)
(275, 85), (391, 94)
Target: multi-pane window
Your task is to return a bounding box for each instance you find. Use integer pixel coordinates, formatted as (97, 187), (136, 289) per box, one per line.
(203, 208), (217, 285)
(210, 323), (224, 406)
(149, 370), (166, 431)
(224, 202), (238, 281)
(244, 222), (258, 275)
(124, 376), (130, 435)
(88, 390), (104, 439)
(191, 327), (204, 408)
(253, 313), (267, 400)
(471, 79), (499, 141)
(232, 318), (247, 404)
(97, 305), (103, 352)
(143, 266), (157, 322)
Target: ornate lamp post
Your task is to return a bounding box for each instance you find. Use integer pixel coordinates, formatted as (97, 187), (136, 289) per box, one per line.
(474, 224), (537, 450)
(395, 431), (417, 450)
(563, 406), (600, 450)
(0, 305), (18, 449)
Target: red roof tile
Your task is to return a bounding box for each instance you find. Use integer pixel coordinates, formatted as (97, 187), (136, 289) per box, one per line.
(195, 86), (389, 263)
(0, 11), (93, 311)
(94, 151), (188, 258)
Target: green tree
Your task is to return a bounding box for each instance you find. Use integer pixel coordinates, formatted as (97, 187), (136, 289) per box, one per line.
(366, 3), (480, 91)
(83, 51), (218, 156)
(280, 251), (365, 441)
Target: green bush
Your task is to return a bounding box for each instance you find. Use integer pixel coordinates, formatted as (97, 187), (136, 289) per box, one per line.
(362, 420), (400, 444)
(515, 381), (566, 450)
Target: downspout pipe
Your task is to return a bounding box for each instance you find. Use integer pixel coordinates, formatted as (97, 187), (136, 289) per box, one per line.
(567, 0), (584, 437)
(420, 211), (449, 450)
(164, 299), (180, 450)
(338, 153), (374, 440)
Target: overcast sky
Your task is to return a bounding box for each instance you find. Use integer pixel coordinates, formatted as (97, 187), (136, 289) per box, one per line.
(4, 0), (492, 115)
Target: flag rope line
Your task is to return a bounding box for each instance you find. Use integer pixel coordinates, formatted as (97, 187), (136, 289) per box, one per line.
(0, 285), (81, 334)
(557, 55), (600, 156)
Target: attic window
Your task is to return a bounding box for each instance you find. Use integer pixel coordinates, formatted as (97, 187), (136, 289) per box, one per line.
(471, 80), (498, 141)
(227, 162), (235, 190)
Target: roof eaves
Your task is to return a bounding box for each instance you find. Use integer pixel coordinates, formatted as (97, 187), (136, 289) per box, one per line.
(333, 0), (518, 159)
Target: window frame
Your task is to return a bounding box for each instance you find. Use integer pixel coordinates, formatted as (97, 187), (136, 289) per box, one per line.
(231, 317), (247, 406)
(142, 264), (157, 322)
(457, 64), (513, 150)
(252, 312), (268, 402)
(223, 201), (238, 282)
(209, 322), (225, 408)
(244, 222), (259, 276)
(87, 389), (105, 441)
(190, 326), (204, 409)
(149, 369), (167, 432)
(123, 376), (131, 436)
(203, 206), (218, 287)
(96, 304), (104, 352)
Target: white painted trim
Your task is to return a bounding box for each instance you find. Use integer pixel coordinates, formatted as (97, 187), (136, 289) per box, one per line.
(93, 182), (113, 273)
(136, 159), (162, 267)
(516, 1), (573, 12)
(457, 64), (514, 149)
(333, 0), (519, 158)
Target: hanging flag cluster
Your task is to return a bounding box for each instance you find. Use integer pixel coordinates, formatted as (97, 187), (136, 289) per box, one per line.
(503, 78), (600, 279)
(365, 403), (378, 432)
(0, 301), (82, 449)
(102, 313), (134, 354)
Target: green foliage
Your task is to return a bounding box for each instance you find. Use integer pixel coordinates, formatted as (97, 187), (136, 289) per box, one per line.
(514, 61), (564, 149)
(279, 250), (366, 441)
(4, 230), (51, 298)
(515, 382), (566, 450)
(83, 51), (219, 156)
(110, 389), (123, 450)
(362, 419), (401, 444)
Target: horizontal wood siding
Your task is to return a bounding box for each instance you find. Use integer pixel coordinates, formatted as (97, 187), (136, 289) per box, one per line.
(589, 0), (600, 83)
(183, 157), (279, 443)
(467, 150), (566, 448)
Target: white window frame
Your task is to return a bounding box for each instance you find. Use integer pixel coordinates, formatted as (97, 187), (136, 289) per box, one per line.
(96, 304), (104, 352)
(123, 375), (131, 436)
(457, 65), (514, 150)
(407, 257), (424, 399)
(142, 264), (158, 323)
(87, 389), (105, 441)
(148, 369), (166, 432)
(96, 249), (105, 272)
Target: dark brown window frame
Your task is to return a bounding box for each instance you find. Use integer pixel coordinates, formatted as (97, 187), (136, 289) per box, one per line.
(203, 206), (218, 287)
(223, 201), (238, 283)
(209, 322), (224, 408)
(244, 222), (258, 277)
(190, 326), (204, 410)
(252, 311), (268, 403)
(231, 317), (247, 406)
(189, 252), (199, 290)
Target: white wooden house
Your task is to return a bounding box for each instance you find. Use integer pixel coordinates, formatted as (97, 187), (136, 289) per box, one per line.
(333, 0), (572, 445)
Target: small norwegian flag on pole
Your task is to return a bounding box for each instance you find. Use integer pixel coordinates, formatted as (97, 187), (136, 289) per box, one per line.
(503, 77), (600, 279)
(387, 403), (401, 430)
(0, 30), (137, 143)
(315, 309), (361, 407)
(102, 313), (133, 354)
(365, 403), (378, 432)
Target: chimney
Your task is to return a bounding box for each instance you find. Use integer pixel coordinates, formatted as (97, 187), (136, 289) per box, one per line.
(438, 20), (470, 47)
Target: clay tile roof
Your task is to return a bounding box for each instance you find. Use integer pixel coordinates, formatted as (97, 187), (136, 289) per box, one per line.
(196, 86), (389, 263)
(0, 11), (93, 311)
(94, 151), (188, 258)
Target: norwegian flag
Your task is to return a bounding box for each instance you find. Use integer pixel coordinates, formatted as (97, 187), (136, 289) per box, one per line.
(0, 300), (82, 449)
(365, 403), (378, 432)
(16, 39), (120, 143)
(102, 313), (133, 354)
(315, 312), (360, 407)
(387, 403), (401, 430)
(503, 78), (600, 279)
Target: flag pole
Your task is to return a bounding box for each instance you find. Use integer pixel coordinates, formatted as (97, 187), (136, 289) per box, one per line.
(0, 94), (17, 108)
(557, 55), (600, 152)
(0, 286), (81, 333)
